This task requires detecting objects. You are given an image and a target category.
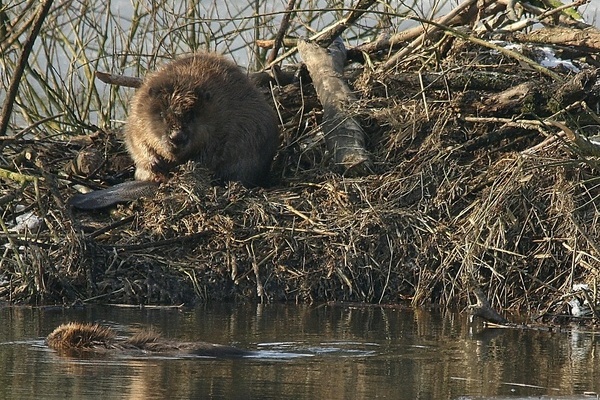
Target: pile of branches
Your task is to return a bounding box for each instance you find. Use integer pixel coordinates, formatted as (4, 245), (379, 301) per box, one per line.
(1, 0), (600, 316)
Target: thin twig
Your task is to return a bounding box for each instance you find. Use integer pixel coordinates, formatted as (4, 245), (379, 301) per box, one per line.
(267, 0), (297, 64)
(399, 15), (563, 82)
(499, 0), (589, 32)
(266, 0), (377, 69)
(383, 0), (477, 69)
(0, 0), (54, 139)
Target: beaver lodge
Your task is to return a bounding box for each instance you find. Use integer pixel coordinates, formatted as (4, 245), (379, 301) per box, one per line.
(1, 0), (600, 321)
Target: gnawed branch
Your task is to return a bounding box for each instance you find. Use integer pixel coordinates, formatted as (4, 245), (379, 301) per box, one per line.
(297, 38), (372, 176)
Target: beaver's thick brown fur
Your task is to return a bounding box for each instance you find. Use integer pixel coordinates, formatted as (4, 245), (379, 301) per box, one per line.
(46, 322), (250, 358)
(125, 52), (280, 187)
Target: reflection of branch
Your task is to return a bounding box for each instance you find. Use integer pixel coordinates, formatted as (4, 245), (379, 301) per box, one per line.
(0, 0), (54, 139)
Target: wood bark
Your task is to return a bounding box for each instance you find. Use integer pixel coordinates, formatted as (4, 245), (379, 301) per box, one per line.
(454, 69), (600, 117)
(515, 26), (600, 52)
(297, 38), (372, 176)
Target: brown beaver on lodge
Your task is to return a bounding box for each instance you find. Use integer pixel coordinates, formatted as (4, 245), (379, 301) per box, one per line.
(124, 52), (279, 186)
(46, 322), (250, 358)
(69, 52), (280, 210)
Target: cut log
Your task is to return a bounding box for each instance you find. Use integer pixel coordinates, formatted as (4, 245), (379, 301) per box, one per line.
(516, 26), (600, 52)
(455, 69), (600, 117)
(297, 38), (372, 176)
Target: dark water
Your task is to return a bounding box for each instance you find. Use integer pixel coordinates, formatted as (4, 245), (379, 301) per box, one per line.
(0, 304), (598, 400)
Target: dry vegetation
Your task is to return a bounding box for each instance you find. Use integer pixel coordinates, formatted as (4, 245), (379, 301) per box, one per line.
(1, 0), (600, 318)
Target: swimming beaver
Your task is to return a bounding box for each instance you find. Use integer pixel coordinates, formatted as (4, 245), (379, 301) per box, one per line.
(125, 52), (279, 186)
(46, 322), (250, 358)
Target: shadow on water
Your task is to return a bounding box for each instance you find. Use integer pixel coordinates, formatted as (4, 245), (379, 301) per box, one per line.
(0, 303), (599, 399)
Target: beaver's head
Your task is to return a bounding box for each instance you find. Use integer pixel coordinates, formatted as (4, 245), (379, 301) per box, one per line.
(46, 322), (115, 350)
(144, 75), (213, 157)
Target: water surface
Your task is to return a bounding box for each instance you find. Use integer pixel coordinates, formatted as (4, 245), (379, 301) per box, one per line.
(0, 304), (598, 399)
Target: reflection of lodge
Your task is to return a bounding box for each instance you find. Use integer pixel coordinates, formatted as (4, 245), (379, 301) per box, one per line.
(0, 306), (598, 398)
(25, 307), (600, 398)
(1, 0), (600, 314)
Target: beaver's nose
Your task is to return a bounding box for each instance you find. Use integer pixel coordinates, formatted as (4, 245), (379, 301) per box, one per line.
(169, 129), (188, 148)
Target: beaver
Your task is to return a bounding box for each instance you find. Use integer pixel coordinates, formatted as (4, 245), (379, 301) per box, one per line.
(125, 52), (279, 186)
(68, 52), (279, 210)
(46, 322), (250, 358)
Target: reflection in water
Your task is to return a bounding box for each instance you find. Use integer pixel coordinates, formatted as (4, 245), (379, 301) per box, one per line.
(0, 304), (598, 399)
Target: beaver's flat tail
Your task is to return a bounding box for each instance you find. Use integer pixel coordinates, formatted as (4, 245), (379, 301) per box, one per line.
(68, 181), (159, 210)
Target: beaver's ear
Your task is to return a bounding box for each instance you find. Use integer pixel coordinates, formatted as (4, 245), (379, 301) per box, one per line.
(195, 88), (211, 102)
(147, 85), (158, 98)
(147, 83), (174, 98)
